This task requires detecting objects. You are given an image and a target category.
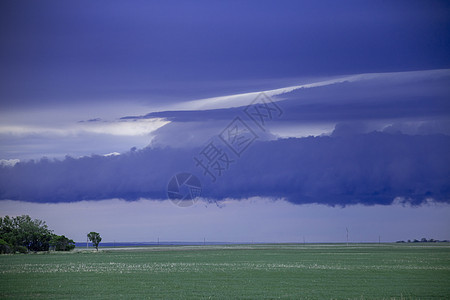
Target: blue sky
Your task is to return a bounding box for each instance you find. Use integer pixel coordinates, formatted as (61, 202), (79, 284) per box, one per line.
(1, 1), (449, 242)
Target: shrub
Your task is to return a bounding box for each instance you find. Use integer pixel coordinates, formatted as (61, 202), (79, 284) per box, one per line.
(50, 235), (76, 251)
(16, 246), (28, 254)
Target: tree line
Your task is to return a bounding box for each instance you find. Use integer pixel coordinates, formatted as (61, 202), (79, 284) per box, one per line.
(396, 238), (449, 243)
(0, 215), (75, 253)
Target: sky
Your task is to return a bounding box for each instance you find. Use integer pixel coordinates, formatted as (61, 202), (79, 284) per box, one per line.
(1, 0), (449, 243)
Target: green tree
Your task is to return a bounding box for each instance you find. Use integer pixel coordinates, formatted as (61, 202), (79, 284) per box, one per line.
(50, 235), (76, 251)
(87, 232), (102, 251)
(0, 215), (53, 252)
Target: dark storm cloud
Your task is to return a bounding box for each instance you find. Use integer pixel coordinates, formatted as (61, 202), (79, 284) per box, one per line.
(1, 1), (449, 207)
(1, 1), (449, 107)
(1, 132), (449, 205)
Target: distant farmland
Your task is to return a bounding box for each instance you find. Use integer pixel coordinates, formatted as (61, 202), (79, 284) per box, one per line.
(1, 243), (449, 299)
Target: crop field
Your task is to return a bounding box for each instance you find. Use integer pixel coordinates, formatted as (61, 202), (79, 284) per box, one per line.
(1, 243), (449, 299)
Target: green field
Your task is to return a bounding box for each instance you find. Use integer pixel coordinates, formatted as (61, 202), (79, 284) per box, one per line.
(1, 243), (449, 299)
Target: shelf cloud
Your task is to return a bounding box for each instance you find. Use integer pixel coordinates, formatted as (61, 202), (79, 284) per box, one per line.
(1, 131), (448, 206)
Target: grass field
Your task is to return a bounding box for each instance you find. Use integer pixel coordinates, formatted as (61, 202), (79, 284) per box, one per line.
(1, 243), (449, 299)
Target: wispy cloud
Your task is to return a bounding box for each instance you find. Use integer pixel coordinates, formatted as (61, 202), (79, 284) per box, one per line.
(0, 159), (20, 167)
(0, 117), (169, 160)
(0, 118), (169, 137)
(162, 69), (450, 111)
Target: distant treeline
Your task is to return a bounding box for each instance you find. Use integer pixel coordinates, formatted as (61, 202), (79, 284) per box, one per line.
(0, 215), (75, 254)
(396, 238), (449, 243)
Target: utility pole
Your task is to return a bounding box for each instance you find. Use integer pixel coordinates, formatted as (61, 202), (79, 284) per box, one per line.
(346, 227), (349, 246)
